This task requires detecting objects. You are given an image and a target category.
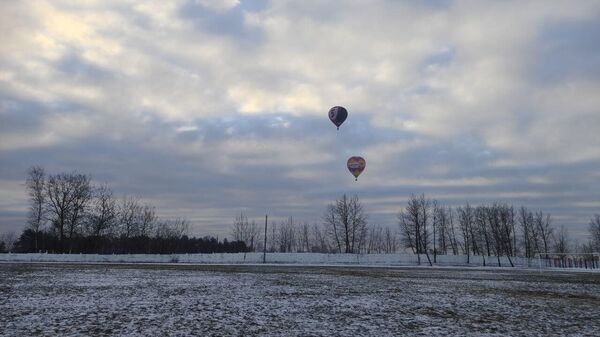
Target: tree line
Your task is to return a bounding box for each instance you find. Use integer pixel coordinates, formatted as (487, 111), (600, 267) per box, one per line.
(2, 166), (247, 254)
(231, 194), (600, 259)
(1, 166), (599, 256)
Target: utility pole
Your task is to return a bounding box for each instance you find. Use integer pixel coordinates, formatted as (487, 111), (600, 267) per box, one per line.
(263, 214), (268, 264)
(433, 213), (437, 264)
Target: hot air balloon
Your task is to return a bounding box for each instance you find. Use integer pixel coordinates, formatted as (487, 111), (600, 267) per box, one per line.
(347, 156), (366, 181)
(328, 106), (348, 130)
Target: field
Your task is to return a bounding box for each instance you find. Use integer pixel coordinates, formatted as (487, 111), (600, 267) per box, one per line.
(1, 263), (599, 336)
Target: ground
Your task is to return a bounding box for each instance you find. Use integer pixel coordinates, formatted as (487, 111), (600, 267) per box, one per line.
(1, 263), (599, 336)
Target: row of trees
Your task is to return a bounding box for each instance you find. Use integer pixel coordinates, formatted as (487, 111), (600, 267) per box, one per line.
(5, 166), (247, 254)
(230, 194), (599, 258)
(398, 195), (567, 266)
(230, 195), (372, 254)
(2, 166), (599, 255)
(13, 229), (247, 254)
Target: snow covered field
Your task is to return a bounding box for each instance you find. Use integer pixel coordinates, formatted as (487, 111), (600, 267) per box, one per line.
(1, 263), (599, 336)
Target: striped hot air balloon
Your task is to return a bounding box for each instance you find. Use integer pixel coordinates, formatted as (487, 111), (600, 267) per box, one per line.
(347, 156), (366, 181)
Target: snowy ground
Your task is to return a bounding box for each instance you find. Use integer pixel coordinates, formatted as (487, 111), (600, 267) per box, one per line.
(0, 252), (538, 268)
(1, 264), (599, 336)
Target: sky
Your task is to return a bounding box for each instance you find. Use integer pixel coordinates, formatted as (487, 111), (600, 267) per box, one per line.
(1, 0), (599, 241)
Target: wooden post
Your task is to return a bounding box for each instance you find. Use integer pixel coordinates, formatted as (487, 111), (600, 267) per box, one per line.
(263, 214), (268, 264)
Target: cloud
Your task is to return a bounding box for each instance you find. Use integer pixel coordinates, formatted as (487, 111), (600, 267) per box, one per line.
(1, 0), (600, 240)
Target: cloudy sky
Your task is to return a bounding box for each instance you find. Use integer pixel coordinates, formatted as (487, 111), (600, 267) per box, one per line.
(1, 0), (599, 240)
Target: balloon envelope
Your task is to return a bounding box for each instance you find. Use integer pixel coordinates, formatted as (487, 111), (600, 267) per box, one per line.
(347, 156), (366, 180)
(328, 106), (348, 129)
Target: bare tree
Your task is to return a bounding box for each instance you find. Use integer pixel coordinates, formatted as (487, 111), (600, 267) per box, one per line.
(323, 204), (342, 253)
(169, 218), (190, 238)
(247, 219), (258, 251)
(500, 204), (516, 264)
(367, 225), (384, 254)
(445, 206), (460, 255)
(487, 206), (501, 262)
(0, 231), (17, 253)
(366, 225), (396, 254)
(420, 195), (431, 257)
(589, 214), (600, 252)
(472, 206), (489, 257)
(45, 172), (90, 253)
(554, 225), (570, 254)
(398, 194), (432, 265)
(45, 173), (71, 253)
(433, 202), (455, 258)
(25, 166), (46, 251)
(534, 211), (554, 257)
(398, 209), (416, 254)
(383, 226), (397, 253)
(323, 194), (368, 253)
(269, 221), (278, 252)
(156, 218), (189, 239)
(138, 204), (156, 237)
(230, 213), (258, 251)
(486, 204), (514, 267)
(519, 206), (536, 258)
(119, 196), (141, 238)
(457, 203), (475, 264)
(277, 217), (296, 252)
(87, 184), (117, 237)
(433, 201), (444, 256)
(581, 240), (597, 254)
(312, 223), (329, 253)
(297, 222), (311, 252)
(231, 212), (248, 242)
(65, 173), (92, 252)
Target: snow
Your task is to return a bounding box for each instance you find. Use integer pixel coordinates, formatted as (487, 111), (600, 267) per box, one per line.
(0, 252), (541, 268)
(1, 263), (599, 336)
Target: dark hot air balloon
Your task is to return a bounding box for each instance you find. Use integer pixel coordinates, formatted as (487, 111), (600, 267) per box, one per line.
(328, 106), (348, 130)
(347, 156), (366, 181)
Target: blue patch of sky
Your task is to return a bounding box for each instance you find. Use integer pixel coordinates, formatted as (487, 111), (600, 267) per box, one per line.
(0, 95), (85, 132)
(179, 0), (265, 43)
(1, 96), (46, 121)
(237, 0), (269, 12)
(534, 17), (600, 82)
(418, 0), (452, 10)
(398, 134), (494, 178)
(405, 85), (434, 96)
(420, 47), (455, 71)
(174, 113), (414, 152)
(56, 51), (114, 79)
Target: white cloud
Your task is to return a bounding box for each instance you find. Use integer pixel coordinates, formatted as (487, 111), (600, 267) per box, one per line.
(1, 0), (600, 236)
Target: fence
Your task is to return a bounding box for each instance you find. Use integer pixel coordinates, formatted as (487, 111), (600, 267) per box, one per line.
(0, 252), (543, 268)
(536, 253), (600, 270)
